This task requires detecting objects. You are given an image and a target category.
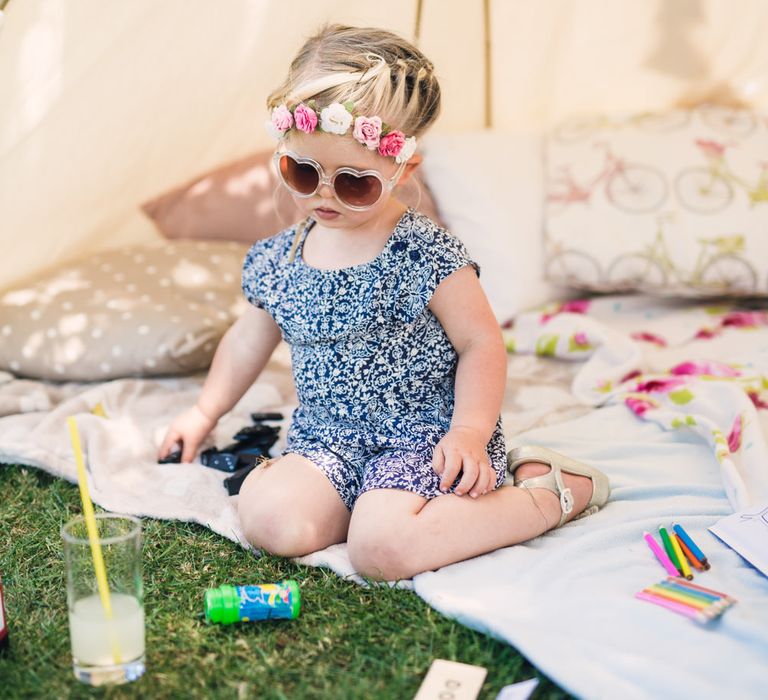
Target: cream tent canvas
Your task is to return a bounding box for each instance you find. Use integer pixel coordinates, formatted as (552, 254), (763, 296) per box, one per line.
(2, 0), (768, 290)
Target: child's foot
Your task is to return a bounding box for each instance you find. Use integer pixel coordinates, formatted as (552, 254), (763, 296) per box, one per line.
(512, 462), (593, 526)
(506, 446), (610, 529)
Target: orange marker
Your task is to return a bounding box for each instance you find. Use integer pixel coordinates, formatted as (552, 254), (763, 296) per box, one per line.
(675, 534), (704, 571)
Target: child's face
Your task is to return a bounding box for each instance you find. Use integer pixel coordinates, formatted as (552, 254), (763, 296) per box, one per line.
(279, 131), (417, 229)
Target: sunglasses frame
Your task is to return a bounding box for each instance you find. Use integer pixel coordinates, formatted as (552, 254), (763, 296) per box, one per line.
(273, 150), (407, 211)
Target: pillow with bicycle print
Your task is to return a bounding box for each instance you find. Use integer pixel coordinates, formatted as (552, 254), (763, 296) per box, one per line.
(544, 106), (768, 298)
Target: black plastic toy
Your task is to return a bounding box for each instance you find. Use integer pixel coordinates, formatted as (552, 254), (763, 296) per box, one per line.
(159, 411), (284, 495)
(206, 412), (283, 495)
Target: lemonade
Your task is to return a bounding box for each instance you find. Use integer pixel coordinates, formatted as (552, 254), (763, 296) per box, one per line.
(68, 593), (145, 684)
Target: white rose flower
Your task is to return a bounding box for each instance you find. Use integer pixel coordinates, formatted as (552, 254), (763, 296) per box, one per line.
(396, 136), (418, 163)
(320, 103), (353, 135)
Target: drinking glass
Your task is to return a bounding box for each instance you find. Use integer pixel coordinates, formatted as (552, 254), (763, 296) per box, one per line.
(61, 514), (145, 685)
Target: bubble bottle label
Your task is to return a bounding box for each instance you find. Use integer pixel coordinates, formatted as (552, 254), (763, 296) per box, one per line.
(205, 580), (300, 625)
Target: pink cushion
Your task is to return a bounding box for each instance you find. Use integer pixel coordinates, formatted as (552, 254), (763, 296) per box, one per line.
(141, 150), (444, 243)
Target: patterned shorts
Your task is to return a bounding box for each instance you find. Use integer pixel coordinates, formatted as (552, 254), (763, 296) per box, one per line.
(285, 428), (508, 510)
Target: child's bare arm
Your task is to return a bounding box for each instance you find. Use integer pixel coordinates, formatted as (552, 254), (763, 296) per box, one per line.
(158, 305), (282, 462)
(427, 266), (507, 496)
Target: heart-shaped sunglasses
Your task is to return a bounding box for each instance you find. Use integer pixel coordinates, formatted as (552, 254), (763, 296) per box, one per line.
(274, 151), (406, 211)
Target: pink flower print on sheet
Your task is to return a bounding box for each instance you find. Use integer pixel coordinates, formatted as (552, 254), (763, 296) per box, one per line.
(625, 394), (659, 417)
(631, 331), (668, 347)
(568, 331), (592, 352)
(634, 377), (687, 394)
(728, 414), (744, 453)
(748, 389), (768, 410)
(695, 310), (768, 340)
(721, 311), (768, 328)
(694, 326), (721, 340)
(670, 360), (741, 378)
(541, 299), (591, 323)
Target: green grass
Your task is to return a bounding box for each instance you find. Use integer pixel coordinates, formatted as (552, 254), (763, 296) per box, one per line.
(0, 464), (571, 699)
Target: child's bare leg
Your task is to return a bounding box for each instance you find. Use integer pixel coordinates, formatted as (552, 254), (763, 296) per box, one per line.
(347, 463), (593, 581)
(238, 454), (350, 556)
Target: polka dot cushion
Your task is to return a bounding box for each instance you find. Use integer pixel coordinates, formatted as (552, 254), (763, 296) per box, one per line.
(0, 240), (250, 381)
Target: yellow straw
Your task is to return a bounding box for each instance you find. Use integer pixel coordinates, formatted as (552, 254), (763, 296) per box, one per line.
(67, 416), (122, 665)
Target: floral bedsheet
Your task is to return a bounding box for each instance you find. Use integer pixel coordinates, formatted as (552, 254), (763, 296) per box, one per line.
(503, 295), (768, 510)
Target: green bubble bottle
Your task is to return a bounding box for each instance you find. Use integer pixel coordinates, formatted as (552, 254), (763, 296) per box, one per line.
(204, 581), (300, 624)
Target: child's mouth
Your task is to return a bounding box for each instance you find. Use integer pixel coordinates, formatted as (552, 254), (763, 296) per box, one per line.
(314, 207), (341, 220)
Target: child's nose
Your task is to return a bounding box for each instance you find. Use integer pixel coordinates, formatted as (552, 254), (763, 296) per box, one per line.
(317, 181), (334, 198)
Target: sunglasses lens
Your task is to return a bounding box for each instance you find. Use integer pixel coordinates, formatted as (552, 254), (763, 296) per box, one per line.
(333, 172), (383, 208)
(279, 155), (319, 195)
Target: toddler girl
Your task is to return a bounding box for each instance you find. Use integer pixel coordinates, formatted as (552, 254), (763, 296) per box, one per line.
(159, 24), (609, 580)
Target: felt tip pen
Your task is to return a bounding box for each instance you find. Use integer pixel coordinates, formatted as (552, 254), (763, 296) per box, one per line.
(658, 527), (683, 575)
(635, 591), (710, 622)
(644, 585), (724, 612)
(659, 579), (722, 603)
(668, 530), (693, 580)
(665, 577), (737, 604)
(675, 534), (704, 571)
(643, 531), (680, 576)
(672, 523), (710, 569)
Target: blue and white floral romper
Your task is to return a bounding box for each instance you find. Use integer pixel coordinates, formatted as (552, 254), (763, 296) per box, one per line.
(242, 209), (507, 510)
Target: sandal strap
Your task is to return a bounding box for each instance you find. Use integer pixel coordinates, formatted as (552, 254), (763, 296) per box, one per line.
(514, 465), (574, 527)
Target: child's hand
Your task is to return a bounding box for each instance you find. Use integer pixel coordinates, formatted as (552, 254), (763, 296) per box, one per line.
(431, 426), (496, 498)
(158, 404), (217, 463)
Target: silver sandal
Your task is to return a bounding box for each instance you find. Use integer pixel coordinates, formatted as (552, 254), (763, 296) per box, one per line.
(506, 446), (610, 527)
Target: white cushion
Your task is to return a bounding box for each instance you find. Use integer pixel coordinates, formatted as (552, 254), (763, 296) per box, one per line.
(420, 131), (555, 323)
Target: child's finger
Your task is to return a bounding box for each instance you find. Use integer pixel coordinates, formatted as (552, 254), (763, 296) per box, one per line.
(431, 447), (445, 475)
(158, 432), (180, 460)
(454, 457), (479, 496)
(180, 440), (197, 464)
(439, 451), (462, 492)
(472, 461), (494, 497)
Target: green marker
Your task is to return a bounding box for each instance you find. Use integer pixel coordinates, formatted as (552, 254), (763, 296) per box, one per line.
(658, 527), (682, 575)
(205, 581), (300, 624)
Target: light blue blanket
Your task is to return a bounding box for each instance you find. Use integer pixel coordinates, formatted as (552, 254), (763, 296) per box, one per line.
(415, 405), (768, 700)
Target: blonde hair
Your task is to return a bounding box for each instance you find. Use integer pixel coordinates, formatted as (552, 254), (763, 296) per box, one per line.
(267, 24), (441, 137)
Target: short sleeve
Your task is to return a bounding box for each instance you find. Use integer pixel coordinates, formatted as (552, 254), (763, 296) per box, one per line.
(389, 215), (479, 323)
(241, 228), (294, 310)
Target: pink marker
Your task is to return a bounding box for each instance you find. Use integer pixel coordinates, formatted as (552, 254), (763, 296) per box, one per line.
(635, 591), (709, 622)
(643, 531), (681, 576)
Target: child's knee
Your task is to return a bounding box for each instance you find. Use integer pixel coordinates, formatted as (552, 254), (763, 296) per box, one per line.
(238, 497), (324, 557)
(347, 526), (417, 581)
(237, 475), (322, 556)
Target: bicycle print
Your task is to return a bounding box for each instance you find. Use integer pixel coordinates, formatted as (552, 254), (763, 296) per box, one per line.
(547, 142), (668, 215)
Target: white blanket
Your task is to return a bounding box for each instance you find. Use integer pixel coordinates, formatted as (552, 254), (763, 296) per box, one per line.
(2, 295), (768, 699)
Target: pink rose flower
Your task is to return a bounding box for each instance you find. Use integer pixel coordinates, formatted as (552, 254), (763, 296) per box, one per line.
(378, 130), (405, 158)
(271, 105), (294, 133)
(294, 104), (318, 133)
(353, 116), (382, 150)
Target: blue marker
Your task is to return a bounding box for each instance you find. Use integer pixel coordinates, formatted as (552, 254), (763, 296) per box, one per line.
(673, 522), (710, 570)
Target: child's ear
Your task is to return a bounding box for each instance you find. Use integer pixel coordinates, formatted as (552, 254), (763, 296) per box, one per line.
(397, 153), (423, 186)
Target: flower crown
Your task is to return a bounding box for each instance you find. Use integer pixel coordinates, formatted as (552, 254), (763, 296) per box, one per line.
(266, 101), (418, 164)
